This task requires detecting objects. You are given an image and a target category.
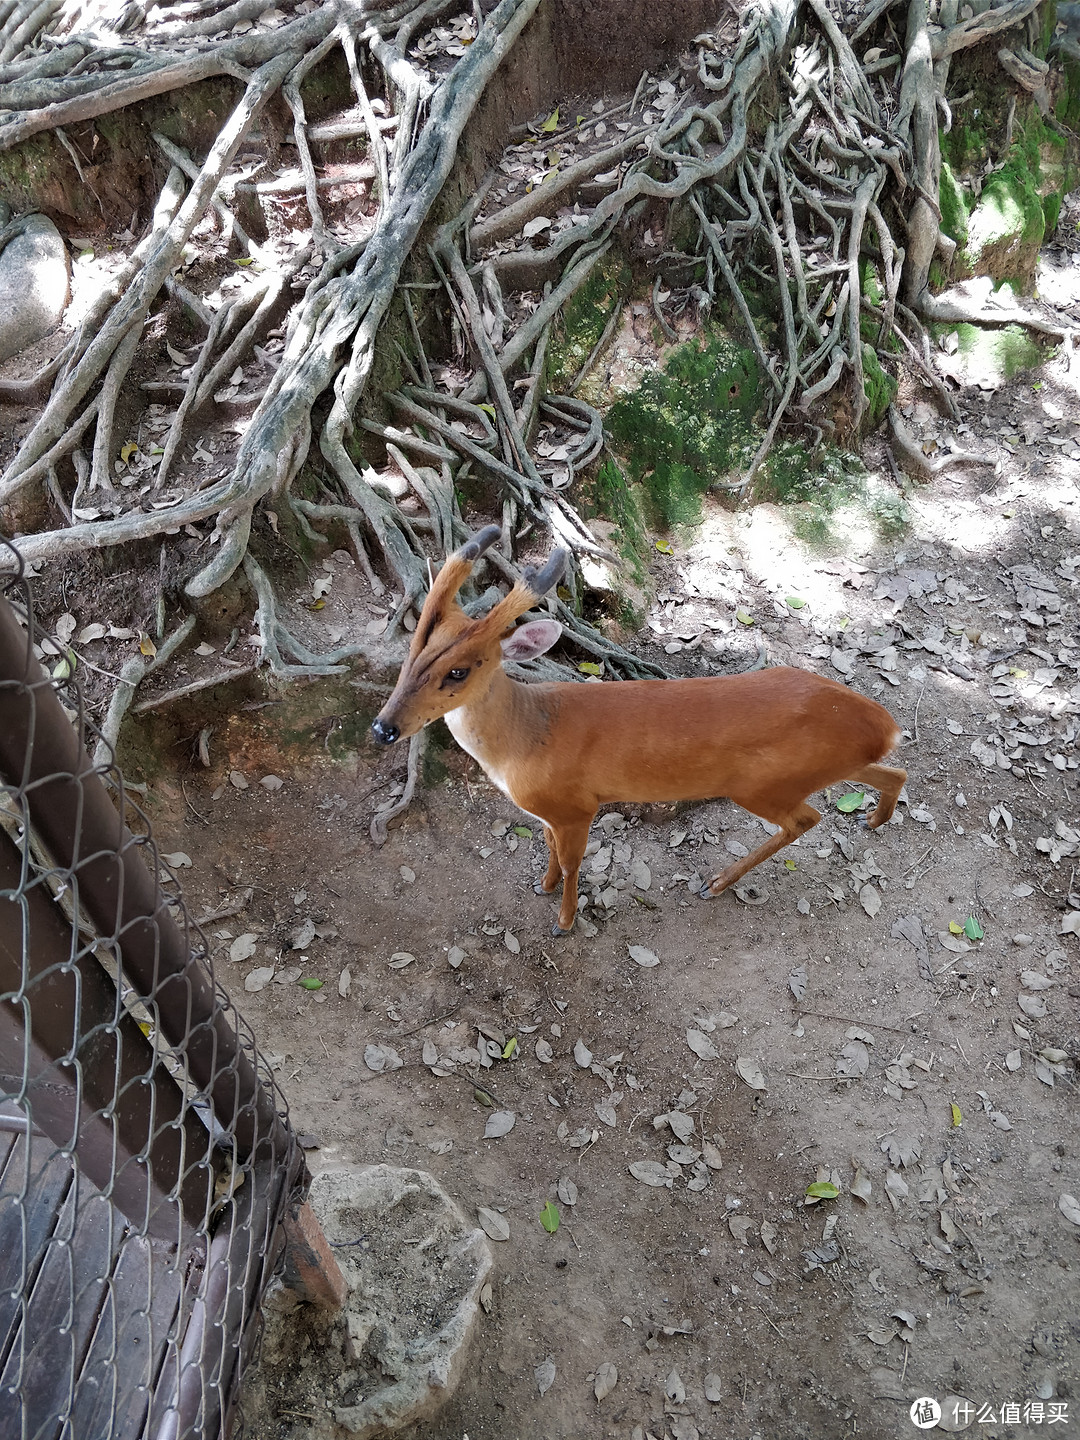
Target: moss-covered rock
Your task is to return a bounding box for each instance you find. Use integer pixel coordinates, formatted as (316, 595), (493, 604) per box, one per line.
(946, 120), (1069, 289)
(963, 149), (1046, 281)
(1057, 55), (1080, 129)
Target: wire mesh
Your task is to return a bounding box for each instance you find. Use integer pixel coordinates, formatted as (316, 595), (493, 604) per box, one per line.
(0, 540), (307, 1440)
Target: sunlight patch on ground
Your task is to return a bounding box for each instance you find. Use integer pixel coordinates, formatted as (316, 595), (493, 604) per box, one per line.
(686, 502), (870, 623)
(64, 245), (128, 331)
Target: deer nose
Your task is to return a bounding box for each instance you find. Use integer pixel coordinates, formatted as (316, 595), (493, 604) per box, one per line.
(371, 717), (400, 746)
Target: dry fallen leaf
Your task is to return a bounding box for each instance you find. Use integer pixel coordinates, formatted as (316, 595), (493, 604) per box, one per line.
(736, 1056), (767, 1090)
(477, 1206), (510, 1241)
(1059, 1193), (1080, 1226)
(686, 1028), (720, 1060)
(1020, 970), (1054, 990)
(229, 933), (258, 964)
(728, 1214), (754, 1244)
(484, 1110), (516, 1139)
(629, 1160), (673, 1188)
(628, 944), (660, 967)
(836, 1040), (869, 1078)
(594, 1361), (618, 1402)
(665, 1369), (686, 1404)
(363, 1043), (403, 1073)
(535, 1355), (555, 1395)
(1018, 993), (1048, 1019)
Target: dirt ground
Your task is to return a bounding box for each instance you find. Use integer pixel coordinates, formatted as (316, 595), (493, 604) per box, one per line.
(117, 273), (1080, 1438)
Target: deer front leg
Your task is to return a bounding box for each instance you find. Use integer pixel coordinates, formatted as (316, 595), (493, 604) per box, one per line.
(535, 824), (562, 895)
(543, 817), (593, 936)
(701, 802), (821, 897)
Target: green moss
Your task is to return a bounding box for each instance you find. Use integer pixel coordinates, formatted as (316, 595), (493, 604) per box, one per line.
(860, 260), (884, 308)
(932, 318), (1053, 382)
(859, 261), (885, 342)
(421, 723), (454, 784)
(324, 709), (379, 760)
(589, 460), (648, 577)
(770, 452), (910, 549)
(967, 154), (1044, 254)
(605, 334), (763, 529)
(1036, 0), (1057, 58)
(760, 445), (886, 546)
(861, 345), (897, 432)
(1057, 56), (1080, 130)
(941, 116), (991, 174)
(939, 161), (969, 248)
(546, 255), (631, 393)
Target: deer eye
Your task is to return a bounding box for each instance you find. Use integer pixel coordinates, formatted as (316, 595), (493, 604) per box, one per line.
(443, 667), (469, 685)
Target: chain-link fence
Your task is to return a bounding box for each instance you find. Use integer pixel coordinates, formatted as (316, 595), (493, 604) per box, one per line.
(0, 541), (341, 1438)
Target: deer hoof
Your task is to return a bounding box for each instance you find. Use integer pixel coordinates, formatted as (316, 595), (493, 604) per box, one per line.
(551, 921), (574, 937)
(533, 880), (548, 895)
(699, 883), (716, 899)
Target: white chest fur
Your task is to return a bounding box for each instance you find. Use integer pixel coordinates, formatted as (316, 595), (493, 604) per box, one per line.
(443, 707), (512, 800)
(443, 708), (545, 824)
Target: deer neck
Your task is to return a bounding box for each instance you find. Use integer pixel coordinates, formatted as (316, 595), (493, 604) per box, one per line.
(443, 668), (546, 798)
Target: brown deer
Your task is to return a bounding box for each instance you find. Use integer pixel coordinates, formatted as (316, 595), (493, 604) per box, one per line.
(372, 526), (906, 934)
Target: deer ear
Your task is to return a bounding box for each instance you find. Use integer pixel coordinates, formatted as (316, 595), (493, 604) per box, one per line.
(500, 619), (562, 662)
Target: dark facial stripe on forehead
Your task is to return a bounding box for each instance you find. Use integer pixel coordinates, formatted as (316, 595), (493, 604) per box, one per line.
(414, 607), (442, 650)
(411, 629), (474, 681)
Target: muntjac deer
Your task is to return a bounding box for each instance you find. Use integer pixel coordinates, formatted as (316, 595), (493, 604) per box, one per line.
(372, 526), (907, 935)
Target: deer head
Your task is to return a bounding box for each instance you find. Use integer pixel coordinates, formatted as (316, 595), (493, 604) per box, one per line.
(371, 526), (565, 745)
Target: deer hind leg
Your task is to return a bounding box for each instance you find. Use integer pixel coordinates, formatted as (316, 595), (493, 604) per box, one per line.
(848, 763), (907, 829)
(701, 801), (822, 898)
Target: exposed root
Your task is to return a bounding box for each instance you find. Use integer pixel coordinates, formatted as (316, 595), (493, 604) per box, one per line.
(371, 729), (427, 845)
(887, 404), (989, 480)
(242, 553), (367, 677)
(92, 613), (197, 768)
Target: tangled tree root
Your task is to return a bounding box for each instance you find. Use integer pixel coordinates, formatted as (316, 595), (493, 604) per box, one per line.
(0, 0), (1076, 822)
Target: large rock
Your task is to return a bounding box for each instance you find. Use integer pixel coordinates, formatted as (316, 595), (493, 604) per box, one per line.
(308, 1165), (492, 1438)
(0, 212), (71, 364)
